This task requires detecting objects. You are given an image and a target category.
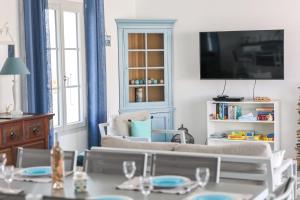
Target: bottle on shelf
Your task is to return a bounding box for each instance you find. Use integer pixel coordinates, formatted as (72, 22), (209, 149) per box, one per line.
(51, 132), (65, 190)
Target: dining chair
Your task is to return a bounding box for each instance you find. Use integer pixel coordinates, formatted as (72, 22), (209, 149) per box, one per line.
(271, 177), (296, 200)
(16, 147), (77, 172)
(84, 149), (148, 176)
(0, 193), (26, 200)
(151, 152), (221, 182)
(42, 196), (84, 200)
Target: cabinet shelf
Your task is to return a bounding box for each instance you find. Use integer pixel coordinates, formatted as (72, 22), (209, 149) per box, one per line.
(208, 138), (274, 144)
(128, 67), (164, 70)
(129, 84), (165, 87)
(209, 119), (274, 124)
(128, 49), (164, 52)
(207, 100), (280, 151)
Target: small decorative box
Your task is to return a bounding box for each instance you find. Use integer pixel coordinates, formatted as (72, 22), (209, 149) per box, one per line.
(73, 171), (87, 193)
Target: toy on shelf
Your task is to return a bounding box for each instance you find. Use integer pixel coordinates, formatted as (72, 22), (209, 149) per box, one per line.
(254, 97), (272, 102)
(226, 130), (274, 142)
(256, 107), (274, 121)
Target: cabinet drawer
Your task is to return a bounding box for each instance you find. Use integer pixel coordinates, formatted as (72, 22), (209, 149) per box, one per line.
(24, 119), (45, 140)
(2, 122), (23, 146)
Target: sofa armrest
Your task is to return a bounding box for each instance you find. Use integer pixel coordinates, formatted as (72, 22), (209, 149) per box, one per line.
(152, 130), (186, 144)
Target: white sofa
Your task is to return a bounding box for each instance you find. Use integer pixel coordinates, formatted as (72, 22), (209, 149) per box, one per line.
(94, 136), (297, 194)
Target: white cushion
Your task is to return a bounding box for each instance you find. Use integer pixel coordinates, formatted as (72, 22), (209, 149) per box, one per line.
(101, 136), (177, 151)
(108, 111), (150, 136)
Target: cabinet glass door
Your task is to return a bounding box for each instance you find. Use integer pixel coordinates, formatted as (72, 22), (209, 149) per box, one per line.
(127, 32), (165, 104)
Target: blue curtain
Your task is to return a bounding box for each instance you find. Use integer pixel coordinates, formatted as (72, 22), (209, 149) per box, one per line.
(84, 0), (107, 148)
(23, 0), (53, 147)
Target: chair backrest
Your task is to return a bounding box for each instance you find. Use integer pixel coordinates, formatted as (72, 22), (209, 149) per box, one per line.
(0, 193), (26, 200)
(16, 147), (77, 172)
(84, 149), (147, 176)
(273, 177), (296, 200)
(151, 153), (220, 182)
(42, 196), (84, 200)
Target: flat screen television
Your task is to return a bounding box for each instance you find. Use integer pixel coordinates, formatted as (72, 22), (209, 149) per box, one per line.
(200, 30), (284, 80)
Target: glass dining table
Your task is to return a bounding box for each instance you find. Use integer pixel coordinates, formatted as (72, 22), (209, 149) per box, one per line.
(1, 173), (268, 200)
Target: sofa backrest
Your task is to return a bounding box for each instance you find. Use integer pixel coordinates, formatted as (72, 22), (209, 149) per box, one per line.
(101, 135), (178, 151)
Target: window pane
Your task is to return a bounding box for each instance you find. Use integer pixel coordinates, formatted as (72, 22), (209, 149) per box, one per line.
(63, 11), (78, 48)
(66, 87), (80, 124)
(48, 9), (56, 48)
(52, 89), (60, 126)
(50, 49), (58, 89)
(64, 50), (79, 86)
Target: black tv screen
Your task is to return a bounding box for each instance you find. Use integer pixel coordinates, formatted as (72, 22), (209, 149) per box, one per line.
(200, 30), (284, 80)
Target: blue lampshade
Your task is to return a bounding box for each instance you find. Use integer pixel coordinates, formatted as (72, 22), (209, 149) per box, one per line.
(0, 57), (30, 75)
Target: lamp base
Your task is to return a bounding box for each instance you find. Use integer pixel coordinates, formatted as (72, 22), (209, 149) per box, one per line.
(10, 110), (23, 117)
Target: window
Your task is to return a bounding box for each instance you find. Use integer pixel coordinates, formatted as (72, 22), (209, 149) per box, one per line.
(48, 0), (86, 131)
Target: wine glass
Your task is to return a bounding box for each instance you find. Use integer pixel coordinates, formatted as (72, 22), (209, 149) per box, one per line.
(123, 161), (136, 180)
(0, 153), (7, 174)
(123, 161), (136, 188)
(139, 176), (153, 198)
(195, 167), (210, 188)
(3, 165), (14, 191)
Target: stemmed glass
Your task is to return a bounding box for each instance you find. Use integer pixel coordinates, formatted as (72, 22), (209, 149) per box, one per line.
(0, 153), (7, 174)
(139, 176), (153, 199)
(122, 161), (136, 188)
(195, 167), (210, 189)
(3, 165), (14, 191)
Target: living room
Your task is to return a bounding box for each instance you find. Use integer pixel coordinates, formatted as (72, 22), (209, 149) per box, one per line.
(0, 0), (299, 199)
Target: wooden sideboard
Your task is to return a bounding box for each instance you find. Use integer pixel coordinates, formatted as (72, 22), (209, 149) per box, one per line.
(0, 113), (54, 165)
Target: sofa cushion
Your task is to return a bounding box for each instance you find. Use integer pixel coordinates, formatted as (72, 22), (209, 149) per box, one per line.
(109, 111), (150, 136)
(174, 142), (273, 171)
(130, 119), (152, 139)
(101, 136), (177, 151)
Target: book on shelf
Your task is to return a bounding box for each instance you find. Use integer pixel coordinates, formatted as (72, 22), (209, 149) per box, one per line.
(214, 103), (241, 120)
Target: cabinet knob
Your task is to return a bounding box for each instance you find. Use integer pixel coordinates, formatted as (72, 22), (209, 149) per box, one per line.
(10, 132), (16, 139)
(32, 127), (40, 134)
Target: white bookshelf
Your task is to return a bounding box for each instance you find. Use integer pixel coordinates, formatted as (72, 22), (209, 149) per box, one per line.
(207, 100), (280, 151)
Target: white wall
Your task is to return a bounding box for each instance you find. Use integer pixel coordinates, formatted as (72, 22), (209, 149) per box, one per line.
(0, 0), (21, 113)
(104, 0), (136, 117)
(136, 0), (300, 158)
(105, 0), (300, 158)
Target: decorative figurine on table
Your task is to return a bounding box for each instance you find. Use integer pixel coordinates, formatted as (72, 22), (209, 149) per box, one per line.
(130, 80), (135, 85)
(160, 79), (164, 84)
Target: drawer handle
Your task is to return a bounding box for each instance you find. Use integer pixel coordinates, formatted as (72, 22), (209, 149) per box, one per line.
(10, 132), (16, 139)
(32, 128), (40, 134)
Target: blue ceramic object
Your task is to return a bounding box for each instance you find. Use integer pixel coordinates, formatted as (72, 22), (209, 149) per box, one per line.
(88, 195), (133, 200)
(22, 166), (52, 177)
(152, 176), (188, 188)
(192, 194), (233, 200)
(134, 80), (139, 85)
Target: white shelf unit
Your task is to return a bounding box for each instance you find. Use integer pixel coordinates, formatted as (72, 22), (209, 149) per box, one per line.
(206, 100), (280, 151)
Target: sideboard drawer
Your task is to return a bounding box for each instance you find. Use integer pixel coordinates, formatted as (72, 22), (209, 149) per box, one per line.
(2, 122), (23, 146)
(24, 118), (45, 140)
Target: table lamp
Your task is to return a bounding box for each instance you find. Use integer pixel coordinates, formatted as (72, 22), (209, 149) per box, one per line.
(0, 52), (30, 116)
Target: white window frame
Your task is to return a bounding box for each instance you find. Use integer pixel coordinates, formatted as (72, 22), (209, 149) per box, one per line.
(48, 0), (87, 133)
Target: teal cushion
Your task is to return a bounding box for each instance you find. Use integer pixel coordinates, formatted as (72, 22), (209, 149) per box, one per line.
(130, 119), (152, 140)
